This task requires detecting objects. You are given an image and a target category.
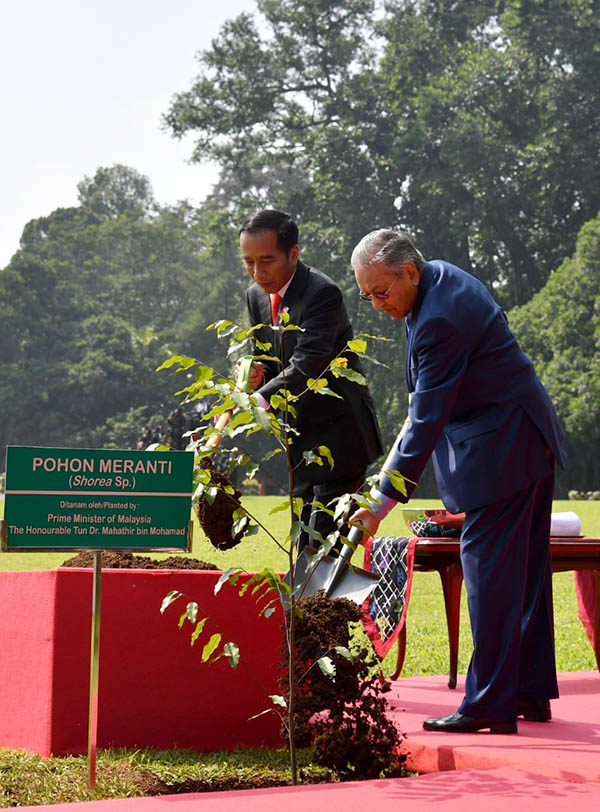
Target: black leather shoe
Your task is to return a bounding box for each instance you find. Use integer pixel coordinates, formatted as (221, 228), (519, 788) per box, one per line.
(517, 700), (552, 721)
(423, 711), (517, 734)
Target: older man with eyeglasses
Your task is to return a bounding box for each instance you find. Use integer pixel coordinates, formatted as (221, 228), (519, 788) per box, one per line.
(349, 228), (566, 735)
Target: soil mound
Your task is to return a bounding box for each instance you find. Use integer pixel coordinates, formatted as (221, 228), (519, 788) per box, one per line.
(195, 459), (244, 550)
(60, 550), (218, 570)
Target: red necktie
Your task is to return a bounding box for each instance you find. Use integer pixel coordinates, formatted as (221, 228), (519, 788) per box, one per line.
(271, 293), (283, 325)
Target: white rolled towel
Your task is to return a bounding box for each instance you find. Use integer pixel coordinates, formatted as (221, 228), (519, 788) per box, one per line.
(550, 511), (582, 537)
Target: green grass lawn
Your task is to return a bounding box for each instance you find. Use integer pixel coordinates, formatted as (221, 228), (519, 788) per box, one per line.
(1, 493), (598, 674)
(0, 493), (597, 803)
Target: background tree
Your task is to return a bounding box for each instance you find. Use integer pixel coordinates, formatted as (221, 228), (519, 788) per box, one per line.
(164, 0), (600, 309)
(509, 212), (600, 493)
(0, 166), (248, 466)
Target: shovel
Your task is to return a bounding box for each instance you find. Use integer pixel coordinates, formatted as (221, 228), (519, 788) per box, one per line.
(286, 526), (379, 606)
(205, 355), (254, 448)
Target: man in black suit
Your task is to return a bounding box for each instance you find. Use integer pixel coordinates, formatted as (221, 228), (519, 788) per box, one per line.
(239, 209), (383, 551)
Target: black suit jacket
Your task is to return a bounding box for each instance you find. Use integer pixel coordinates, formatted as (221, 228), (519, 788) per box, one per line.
(246, 260), (383, 489)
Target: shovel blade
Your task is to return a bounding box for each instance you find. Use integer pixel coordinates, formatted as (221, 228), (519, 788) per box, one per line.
(286, 546), (379, 606)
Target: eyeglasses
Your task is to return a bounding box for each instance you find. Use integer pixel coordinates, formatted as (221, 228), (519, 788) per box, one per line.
(358, 274), (400, 302)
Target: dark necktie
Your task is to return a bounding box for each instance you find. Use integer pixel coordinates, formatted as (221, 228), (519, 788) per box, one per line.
(271, 293), (283, 325)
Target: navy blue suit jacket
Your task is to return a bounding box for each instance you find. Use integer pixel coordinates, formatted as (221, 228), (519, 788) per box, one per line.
(379, 261), (566, 513)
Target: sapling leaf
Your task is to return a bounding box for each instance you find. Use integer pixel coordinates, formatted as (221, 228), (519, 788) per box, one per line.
(202, 633), (222, 662)
(186, 601), (199, 624)
(347, 338), (367, 354)
(214, 567), (242, 596)
(303, 450), (323, 467)
(249, 708), (276, 720)
(317, 656), (336, 681)
(317, 445), (335, 469)
(160, 590), (182, 614)
(223, 642), (240, 669)
(330, 366), (366, 386)
(269, 694), (288, 709)
(334, 646), (353, 661)
(156, 355), (196, 371)
(383, 468), (417, 497)
(190, 617), (207, 646)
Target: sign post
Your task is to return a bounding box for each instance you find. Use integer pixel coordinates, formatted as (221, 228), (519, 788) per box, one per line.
(1, 446), (195, 786)
(88, 551), (102, 789)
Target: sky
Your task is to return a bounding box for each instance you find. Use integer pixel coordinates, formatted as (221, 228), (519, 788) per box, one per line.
(0, 0), (256, 268)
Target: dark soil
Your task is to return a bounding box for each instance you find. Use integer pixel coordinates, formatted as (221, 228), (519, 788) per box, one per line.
(195, 459), (245, 550)
(285, 592), (405, 779)
(60, 550), (218, 570)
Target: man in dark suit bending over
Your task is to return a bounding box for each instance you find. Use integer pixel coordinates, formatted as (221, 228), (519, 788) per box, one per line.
(239, 209), (383, 550)
(350, 229), (566, 734)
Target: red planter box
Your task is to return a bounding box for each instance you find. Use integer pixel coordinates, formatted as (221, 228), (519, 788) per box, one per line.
(0, 569), (284, 756)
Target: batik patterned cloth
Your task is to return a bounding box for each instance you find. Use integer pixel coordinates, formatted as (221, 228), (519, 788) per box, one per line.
(408, 510), (464, 538)
(361, 536), (417, 660)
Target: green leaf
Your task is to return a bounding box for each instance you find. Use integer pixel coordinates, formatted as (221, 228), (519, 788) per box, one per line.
(190, 617), (207, 646)
(303, 449), (323, 467)
(383, 468), (416, 497)
(307, 379), (343, 399)
(207, 319), (234, 335)
(330, 366), (366, 386)
(359, 333), (392, 342)
(334, 645), (353, 661)
(232, 513), (250, 537)
(160, 590), (182, 614)
(223, 641), (240, 669)
(317, 655), (336, 681)
(156, 355), (196, 372)
(269, 394), (297, 416)
(317, 445), (335, 470)
(262, 447), (284, 463)
(214, 567), (241, 596)
(249, 708), (276, 721)
(347, 338), (367, 354)
(269, 694), (287, 710)
(204, 485), (219, 505)
(202, 633), (222, 662)
(186, 601), (199, 624)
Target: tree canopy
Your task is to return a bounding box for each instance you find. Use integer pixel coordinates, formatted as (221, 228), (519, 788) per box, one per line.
(165, 0), (600, 308)
(1, 1), (599, 496)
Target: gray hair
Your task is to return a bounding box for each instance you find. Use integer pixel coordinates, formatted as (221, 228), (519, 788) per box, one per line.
(351, 229), (425, 273)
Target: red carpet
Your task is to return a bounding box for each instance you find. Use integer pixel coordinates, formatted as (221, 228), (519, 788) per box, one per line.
(14, 671), (600, 811)
(388, 671), (600, 783)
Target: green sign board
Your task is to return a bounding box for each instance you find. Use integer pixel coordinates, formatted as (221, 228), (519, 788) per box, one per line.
(1, 446), (194, 552)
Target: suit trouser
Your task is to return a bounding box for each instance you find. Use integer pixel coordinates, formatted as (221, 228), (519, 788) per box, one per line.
(296, 468), (367, 554)
(458, 468), (559, 720)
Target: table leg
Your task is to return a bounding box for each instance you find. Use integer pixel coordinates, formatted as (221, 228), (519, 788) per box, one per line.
(438, 562), (463, 689)
(592, 571), (600, 673)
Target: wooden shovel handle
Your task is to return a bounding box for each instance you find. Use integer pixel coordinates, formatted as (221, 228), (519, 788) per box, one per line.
(207, 409), (233, 449)
(205, 357), (254, 449)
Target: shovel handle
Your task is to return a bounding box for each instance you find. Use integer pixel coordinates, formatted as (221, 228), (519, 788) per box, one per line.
(207, 409), (233, 448)
(206, 356), (255, 449)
